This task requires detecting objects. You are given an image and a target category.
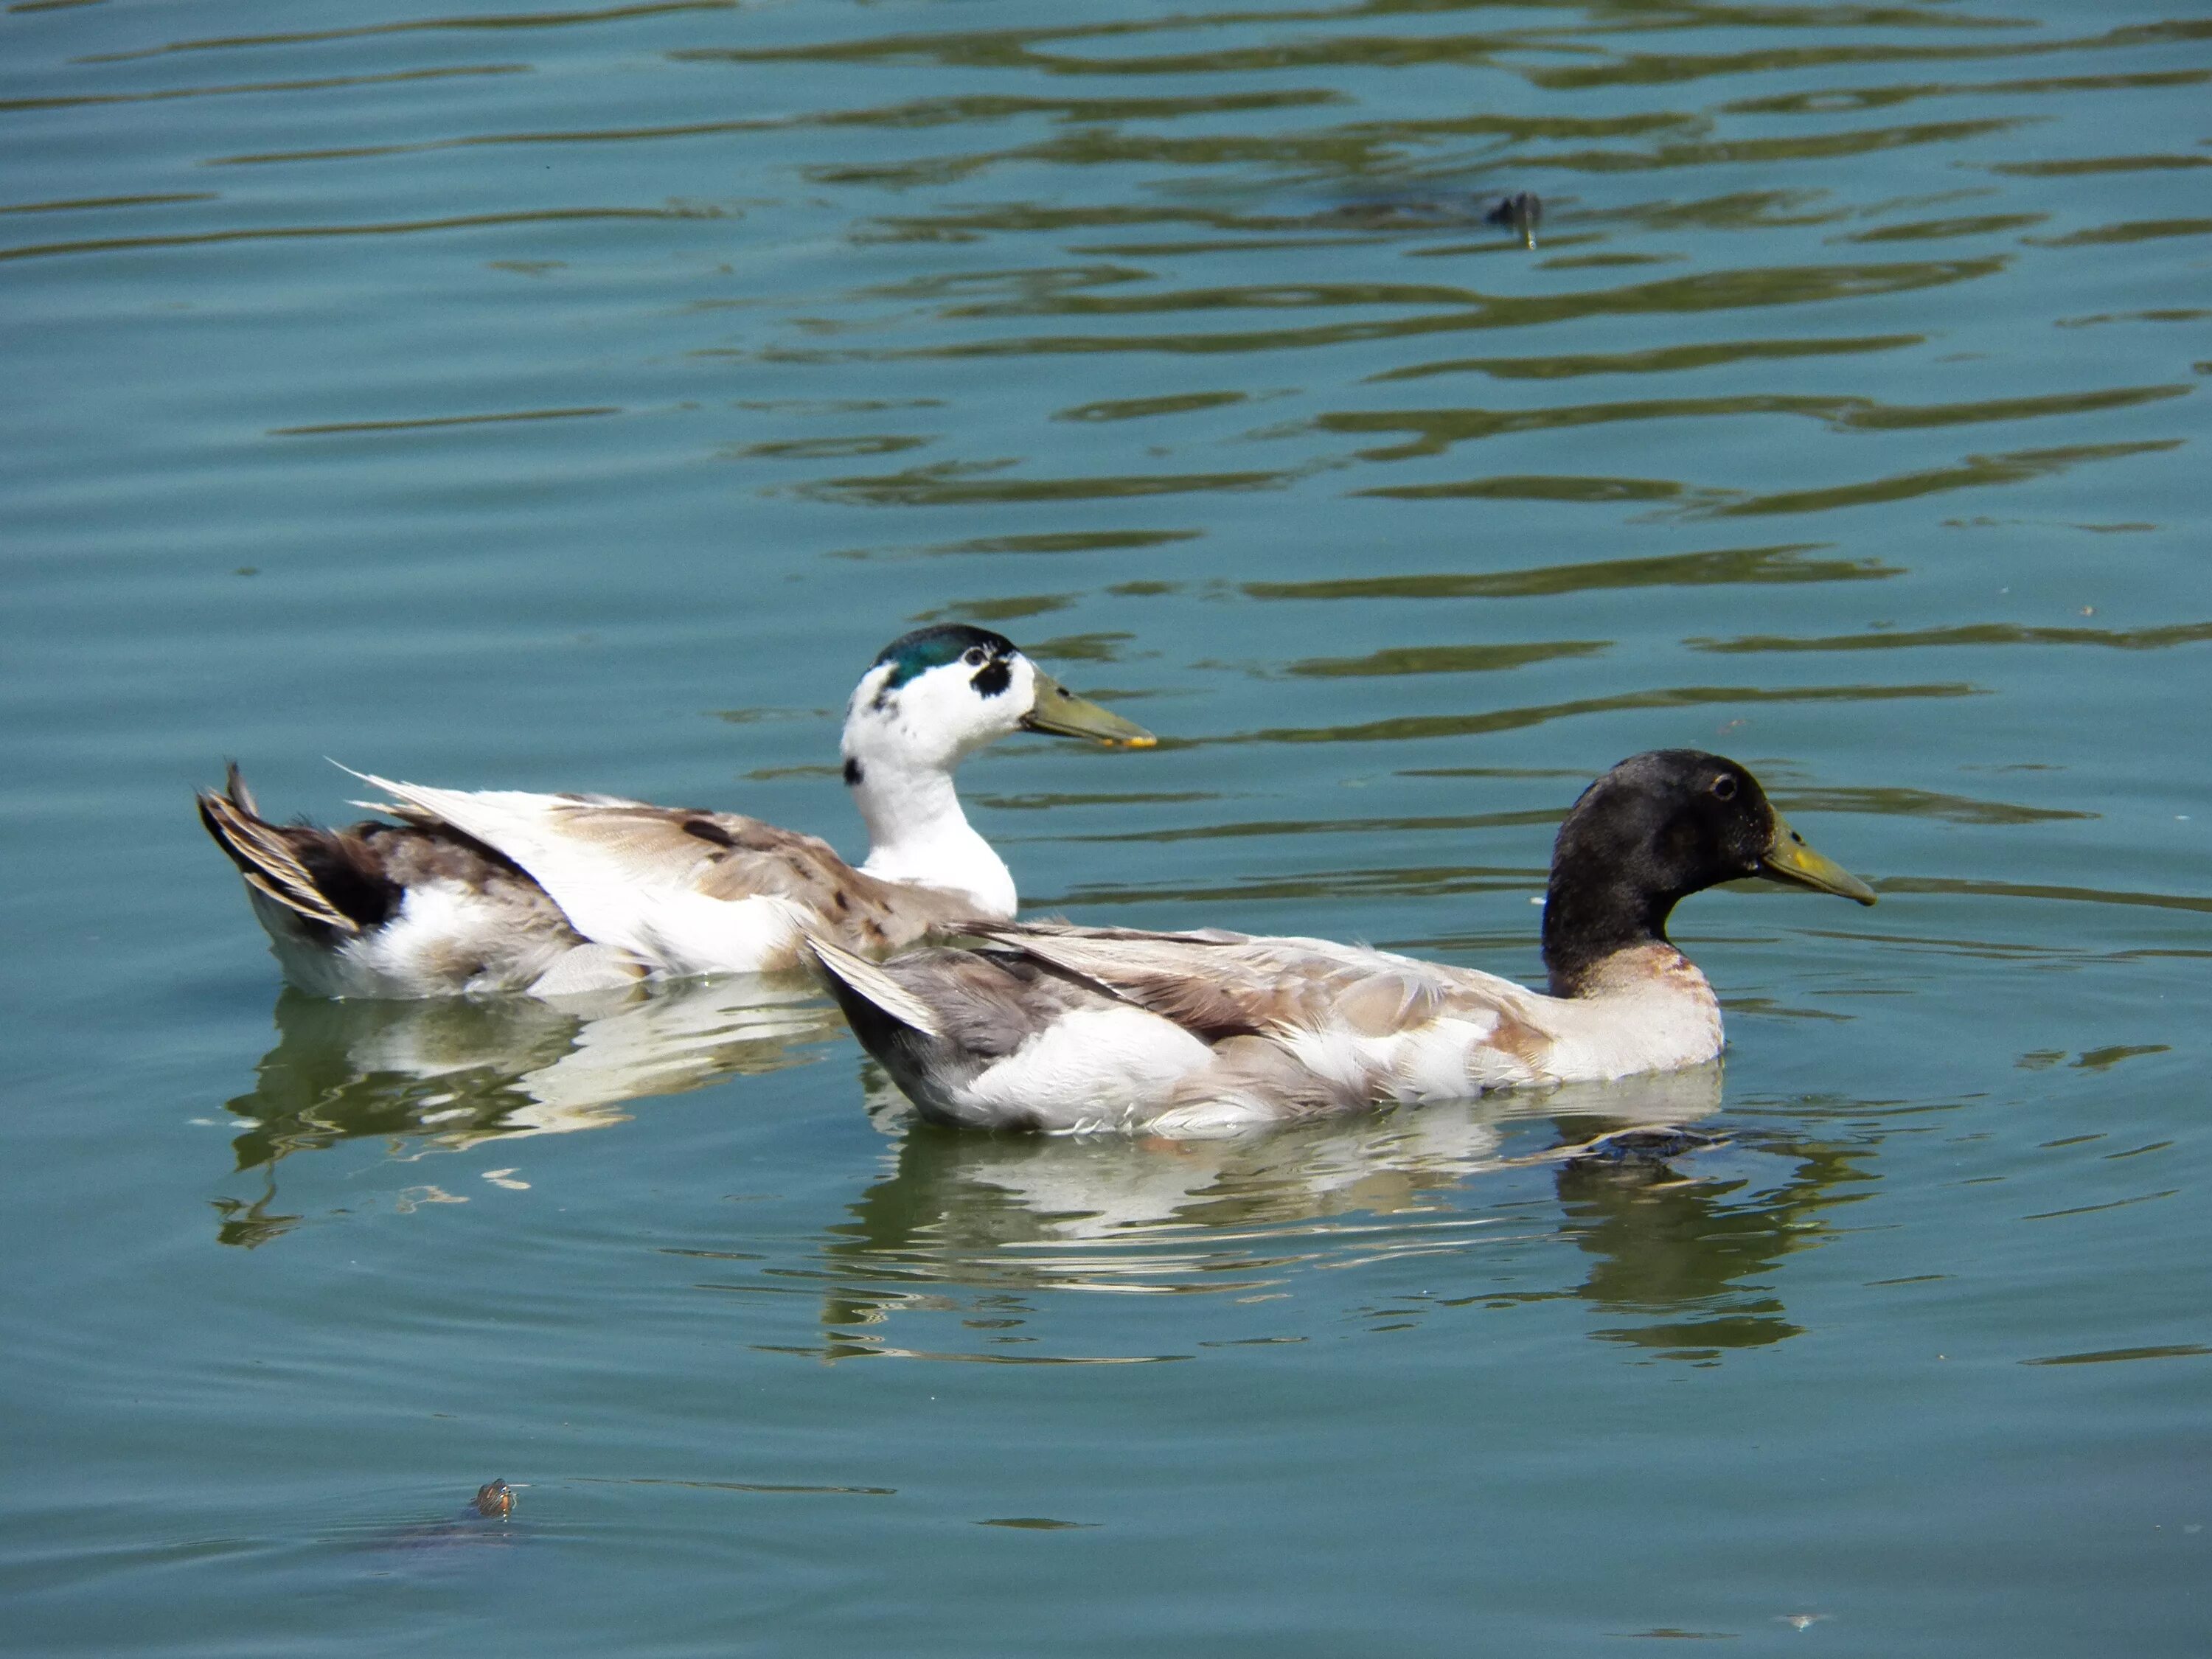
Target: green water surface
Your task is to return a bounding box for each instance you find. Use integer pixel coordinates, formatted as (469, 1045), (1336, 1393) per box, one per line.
(4, 0), (2209, 1650)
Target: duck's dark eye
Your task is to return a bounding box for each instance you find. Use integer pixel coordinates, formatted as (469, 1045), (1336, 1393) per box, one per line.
(1711, 774), (1738, 801)
(962, 646), (988, 667)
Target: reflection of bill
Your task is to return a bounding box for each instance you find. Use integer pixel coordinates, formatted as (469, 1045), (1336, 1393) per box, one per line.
(212, 975), (844, 1245)
(791, 1065), (1829, 1360)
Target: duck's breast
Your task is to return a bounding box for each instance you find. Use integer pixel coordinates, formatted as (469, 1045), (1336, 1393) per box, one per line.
(1535, 946), (1725, 1082)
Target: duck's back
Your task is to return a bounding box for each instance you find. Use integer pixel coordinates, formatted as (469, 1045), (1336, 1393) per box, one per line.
(354, 777), (987, 977)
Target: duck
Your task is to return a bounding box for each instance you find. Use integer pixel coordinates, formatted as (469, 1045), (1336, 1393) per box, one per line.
(198, 625), (1154, 999)
(806, 749), (1876, 1135)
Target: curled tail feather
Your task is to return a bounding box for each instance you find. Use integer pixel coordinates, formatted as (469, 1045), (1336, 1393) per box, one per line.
(196, 764), (363, 935)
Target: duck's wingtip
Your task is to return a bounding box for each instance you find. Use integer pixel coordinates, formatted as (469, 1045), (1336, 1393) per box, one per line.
(803, 934), (945, 1040)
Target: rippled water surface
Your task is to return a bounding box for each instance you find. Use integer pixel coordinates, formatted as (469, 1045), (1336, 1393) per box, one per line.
(5, 0), (2210, 1650)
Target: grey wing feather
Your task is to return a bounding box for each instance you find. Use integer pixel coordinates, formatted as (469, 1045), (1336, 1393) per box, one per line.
(877, 947), (1109, 1058)
(961, 918), (1537, 1043)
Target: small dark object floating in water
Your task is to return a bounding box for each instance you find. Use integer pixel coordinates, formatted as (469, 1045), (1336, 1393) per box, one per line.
(1558, 1126), (1723, 1185)
(1576, 1127), (1720, 1162)
(363, 1479), (524, 1567)
(1314, 189), (1544, 246)
(471, 1479), (518, 1518)
(1485, 191), (1543, 248)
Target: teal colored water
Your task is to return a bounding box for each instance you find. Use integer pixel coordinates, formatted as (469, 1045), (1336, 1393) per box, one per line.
(4, 0), (2209, 1649)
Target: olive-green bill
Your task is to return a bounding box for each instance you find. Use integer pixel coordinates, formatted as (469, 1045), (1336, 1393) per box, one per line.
(1759, 812), (1877, 905)
(1021, 677), (1156, 748)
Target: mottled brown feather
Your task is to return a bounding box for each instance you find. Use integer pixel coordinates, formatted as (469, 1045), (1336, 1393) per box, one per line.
(960, 919), (1542, 1048)
(380, 791), (987, 960)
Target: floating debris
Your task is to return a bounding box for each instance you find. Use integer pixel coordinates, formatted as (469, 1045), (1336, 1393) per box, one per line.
(1486, 191), (1544, 248)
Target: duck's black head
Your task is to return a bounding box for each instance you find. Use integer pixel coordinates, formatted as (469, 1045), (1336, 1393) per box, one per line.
(1542, 750), (1874, 995)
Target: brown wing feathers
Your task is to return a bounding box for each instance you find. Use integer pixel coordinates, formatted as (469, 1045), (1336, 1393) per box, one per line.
(959, 920), (1301, 1040)
(958, 919), (1486, 1045)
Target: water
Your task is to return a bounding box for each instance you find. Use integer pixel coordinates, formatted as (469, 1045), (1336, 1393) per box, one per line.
(4, 0), (2209, 1649)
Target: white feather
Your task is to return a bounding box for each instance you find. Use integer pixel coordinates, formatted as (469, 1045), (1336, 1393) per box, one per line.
(967, 1006), (1212, 1132)
(252, 883), (580, 999)
(1538, 964), (1724, 1080)
(340, 770), (813, 977)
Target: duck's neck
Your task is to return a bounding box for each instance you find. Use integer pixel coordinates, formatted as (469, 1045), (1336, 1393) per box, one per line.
(845, 751), (1016, 918)
(1540, 863), (1682, 998)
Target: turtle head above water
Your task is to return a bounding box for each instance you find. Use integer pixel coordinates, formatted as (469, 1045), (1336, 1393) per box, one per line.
(472, 1479), (518, 1518)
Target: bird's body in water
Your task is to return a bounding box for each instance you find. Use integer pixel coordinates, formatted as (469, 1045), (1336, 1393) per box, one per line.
(810, 751), (1876, 1135)
(198, 626), (1153, 998)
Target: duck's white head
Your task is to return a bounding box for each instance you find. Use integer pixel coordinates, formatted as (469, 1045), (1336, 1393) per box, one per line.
(841, 625), (1152, 776)
(840, 625), (1152, 914)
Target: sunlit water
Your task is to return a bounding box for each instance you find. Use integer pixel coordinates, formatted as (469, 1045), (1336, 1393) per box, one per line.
(4, 0), (2209, 1650)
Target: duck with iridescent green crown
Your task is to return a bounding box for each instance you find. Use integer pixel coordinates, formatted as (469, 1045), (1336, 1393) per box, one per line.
(198, 625), (1153, 998)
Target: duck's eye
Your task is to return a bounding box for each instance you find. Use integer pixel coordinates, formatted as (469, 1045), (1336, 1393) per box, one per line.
(1711, 774), (1738, 801)
(962, 647), (989, 667)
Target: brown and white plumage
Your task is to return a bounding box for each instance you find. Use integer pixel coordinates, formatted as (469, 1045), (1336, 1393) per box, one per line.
(200, 764), (588, 998)
(339, 776), (995, 980)
(198, 626), (1152, 998)
(809, 751), (1878, 1135)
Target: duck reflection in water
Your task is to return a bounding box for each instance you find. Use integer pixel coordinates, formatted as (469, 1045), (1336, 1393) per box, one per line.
(210, 976), (845, 1246)
(784, 1062), (1863, 1363)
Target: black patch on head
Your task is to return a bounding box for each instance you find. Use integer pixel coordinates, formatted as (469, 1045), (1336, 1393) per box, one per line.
(843, 757), (864, 787)
(683, 818), (737, 847)
(1541, 748), (1778, 995)
(970, 656), (1012, 699)
(870, 624), (1019, 694)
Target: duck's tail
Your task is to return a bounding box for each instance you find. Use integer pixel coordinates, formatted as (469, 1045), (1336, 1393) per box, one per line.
(196, 763), (366, 935)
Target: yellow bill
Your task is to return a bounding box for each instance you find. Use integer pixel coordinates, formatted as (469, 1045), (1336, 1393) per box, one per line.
(1759, 811), (1877, 905)
(1022, 677), (1156, 748)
